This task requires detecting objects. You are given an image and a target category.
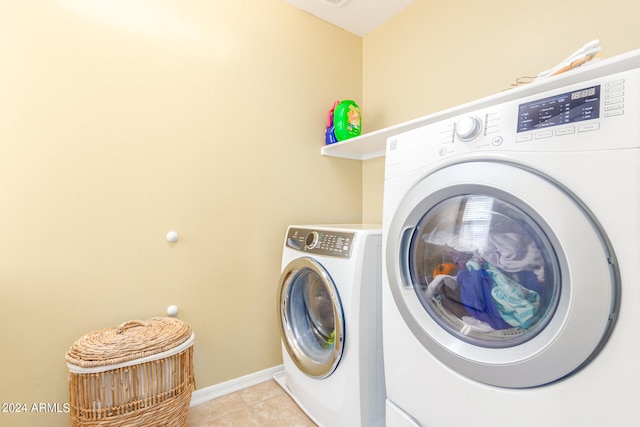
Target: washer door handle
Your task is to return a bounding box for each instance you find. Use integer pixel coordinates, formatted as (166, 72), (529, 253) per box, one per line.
(399, 227), (414, 289)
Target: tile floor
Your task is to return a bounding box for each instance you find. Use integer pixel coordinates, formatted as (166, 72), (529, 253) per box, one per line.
(187, 380), (317, 427)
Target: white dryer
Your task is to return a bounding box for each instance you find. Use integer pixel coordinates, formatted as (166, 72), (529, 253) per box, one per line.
(275, 225), (384, 427)
(382, 50), (640, 426)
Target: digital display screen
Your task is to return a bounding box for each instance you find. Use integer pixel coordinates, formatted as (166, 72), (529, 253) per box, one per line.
(517, 85), (600, 133)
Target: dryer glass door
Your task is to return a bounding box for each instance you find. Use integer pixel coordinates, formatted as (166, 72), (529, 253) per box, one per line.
(278, 257), (345, 378)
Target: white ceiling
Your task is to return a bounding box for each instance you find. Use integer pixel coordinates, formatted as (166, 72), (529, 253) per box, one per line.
(282, 0), (413, 36)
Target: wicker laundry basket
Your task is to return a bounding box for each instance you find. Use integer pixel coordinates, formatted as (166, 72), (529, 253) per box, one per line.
(65, 317), (195, 427)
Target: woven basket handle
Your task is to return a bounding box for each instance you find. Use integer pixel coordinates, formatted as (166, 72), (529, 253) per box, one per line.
(116, 320), (146, 333)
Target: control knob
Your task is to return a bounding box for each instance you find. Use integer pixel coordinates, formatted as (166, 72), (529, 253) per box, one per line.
(455, 116), (483, 142)
(305, 231), (319, 249)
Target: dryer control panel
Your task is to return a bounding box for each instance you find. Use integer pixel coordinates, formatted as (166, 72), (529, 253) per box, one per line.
(286, 227), (354, 258)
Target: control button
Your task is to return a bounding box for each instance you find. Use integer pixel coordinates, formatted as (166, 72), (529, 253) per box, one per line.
(534, 130), (553, 139)
(454, 116), (483, 142)
(605, 97), (624, 105)
(606, 91), (624, 99)
(491, 136), (503, 146)
(605, 104), (624, 111)
(578, 122), (600, 132)
(516, 134), (533, 143)
(438, 147), (447, 156)
(606, 84), (625, 92)
(606, 79), (625, 87)
(555, 127), (575, 136)
(605, 110), (624, 117)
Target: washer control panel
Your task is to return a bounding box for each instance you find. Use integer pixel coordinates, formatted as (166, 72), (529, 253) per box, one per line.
(286, 227), (355, 258)
(386, 65), (640, 177)
(435, 71), (638, 156)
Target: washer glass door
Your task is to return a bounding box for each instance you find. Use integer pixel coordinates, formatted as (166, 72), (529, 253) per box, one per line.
(409, 194), (559, 347)
(278, 257), (345, 378)
(386, 161), (618, 388)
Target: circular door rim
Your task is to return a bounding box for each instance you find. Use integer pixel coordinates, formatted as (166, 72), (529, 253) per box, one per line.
(277, 256), (345, 378)
(386, 160), (619, 388)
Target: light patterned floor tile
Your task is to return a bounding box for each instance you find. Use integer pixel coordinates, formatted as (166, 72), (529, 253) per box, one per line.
(187, 380), (317, 427)
(249, 394), (317, 427)
(237, 380), (285, 406)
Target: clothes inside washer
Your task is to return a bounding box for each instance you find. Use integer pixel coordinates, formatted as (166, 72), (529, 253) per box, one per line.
(426, 230), (546, 281)
(425, 256), (545, 332)
(456, 266), (511, 330)
(479, 232), (545, 282)
(467, 258), (541, 329)
(426, 274), (472, 319)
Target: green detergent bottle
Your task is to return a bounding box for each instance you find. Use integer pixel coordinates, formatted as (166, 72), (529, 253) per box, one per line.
(333, 100), (361, 141)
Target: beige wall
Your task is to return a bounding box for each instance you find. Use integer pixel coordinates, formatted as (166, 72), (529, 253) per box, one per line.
(362, 0), (640, 223)
(0, 1), (361, 426)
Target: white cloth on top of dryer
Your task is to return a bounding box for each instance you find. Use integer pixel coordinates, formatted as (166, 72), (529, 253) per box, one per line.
(467, 259), (541, 329)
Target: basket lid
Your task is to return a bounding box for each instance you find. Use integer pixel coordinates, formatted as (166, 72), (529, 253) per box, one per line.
(65, 317), (193, 369)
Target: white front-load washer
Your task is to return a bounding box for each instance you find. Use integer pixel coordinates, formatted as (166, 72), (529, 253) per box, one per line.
(275, 225), (384, 427)
(382, 49), (640, 426)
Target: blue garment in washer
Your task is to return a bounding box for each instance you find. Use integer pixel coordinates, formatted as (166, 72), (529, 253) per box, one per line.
(477, 262), (541, 329)
(457, 266), (511, 330)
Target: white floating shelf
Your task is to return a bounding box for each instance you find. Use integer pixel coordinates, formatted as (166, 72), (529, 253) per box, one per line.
(321, 49), (640, 160)
(320, 115), (435, 160)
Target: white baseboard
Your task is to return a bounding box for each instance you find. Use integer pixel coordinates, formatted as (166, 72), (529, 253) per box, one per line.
(190, 365), (284, 407)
